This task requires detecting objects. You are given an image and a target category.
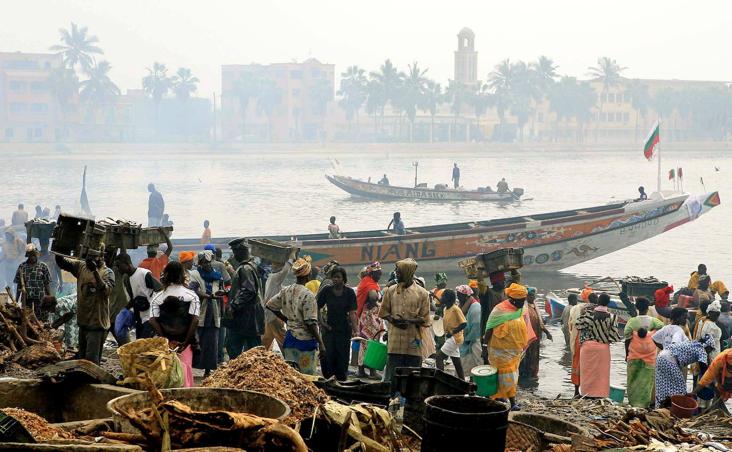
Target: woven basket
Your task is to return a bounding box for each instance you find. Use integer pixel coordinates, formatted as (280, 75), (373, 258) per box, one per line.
(117, 337), (177, 389)
(506, 420), (544, 452)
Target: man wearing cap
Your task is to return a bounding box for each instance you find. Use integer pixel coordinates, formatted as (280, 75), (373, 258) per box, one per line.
(484, 283), (530, 408)
(267, 256), (325, 375)
(224, 240), (264, 359)
(138, 230), (173, 280)
(14, 244), (54, 320)
(56, 248), (115, 364)
(379, 258), (431, 385)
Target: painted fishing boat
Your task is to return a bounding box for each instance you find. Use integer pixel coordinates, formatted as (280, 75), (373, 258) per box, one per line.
(545, 292), (631, 326)
(325, 174), (524, 201)
(173, 190), (720, 274)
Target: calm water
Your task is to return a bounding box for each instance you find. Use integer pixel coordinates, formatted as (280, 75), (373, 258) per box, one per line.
(2, 145), (728, 397)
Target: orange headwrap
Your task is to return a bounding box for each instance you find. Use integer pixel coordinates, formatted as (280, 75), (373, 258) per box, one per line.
(505, 283), (528, 300)
(179, 251), (195, 263)
(292, 256), (313, 277)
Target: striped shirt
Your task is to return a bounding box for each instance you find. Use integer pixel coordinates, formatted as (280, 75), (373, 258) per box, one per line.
(575, 306), (621, 344)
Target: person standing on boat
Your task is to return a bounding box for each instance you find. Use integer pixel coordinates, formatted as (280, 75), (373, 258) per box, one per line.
(452, 163), (460, 189)
(378, 174), (390, 186)
(575, 293), (621, 398)
(147, 184), (165, 227)
(497, 178), (509, 193)
(387, 212), (406, 235)
(637, 186), (648, 200)
(379, 258), (431, 385)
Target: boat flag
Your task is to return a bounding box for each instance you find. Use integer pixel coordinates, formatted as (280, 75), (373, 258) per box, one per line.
(644, 120), (660, 160)
(668, 169), (675, 180)
(678, 167), (683, 179)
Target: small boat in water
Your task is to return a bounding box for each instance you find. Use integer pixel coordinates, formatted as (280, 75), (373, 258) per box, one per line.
(325, 174), (524, 201)
(173, 190), (720, 275)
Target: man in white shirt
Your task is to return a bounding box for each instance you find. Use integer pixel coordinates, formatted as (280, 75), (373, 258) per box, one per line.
(114, 253), (162, 339)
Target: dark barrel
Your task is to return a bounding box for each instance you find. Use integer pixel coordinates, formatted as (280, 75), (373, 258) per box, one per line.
(421, 395), (509, 452)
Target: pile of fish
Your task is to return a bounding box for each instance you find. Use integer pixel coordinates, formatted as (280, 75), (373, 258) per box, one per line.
(586, 409), (700, 449)
(0, 407), (74, 442)
(202, 347), (329, 424)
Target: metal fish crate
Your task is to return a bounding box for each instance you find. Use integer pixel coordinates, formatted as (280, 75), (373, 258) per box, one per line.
(247, 238), (297, 264)
(477, 248), (524, 273)
(50, 214), (105, 259)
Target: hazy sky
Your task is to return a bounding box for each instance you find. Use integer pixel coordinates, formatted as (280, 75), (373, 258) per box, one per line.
(2, 0), (729, 96)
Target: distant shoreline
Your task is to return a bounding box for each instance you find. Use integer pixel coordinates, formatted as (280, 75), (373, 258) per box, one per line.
(0, 141), (730, 156)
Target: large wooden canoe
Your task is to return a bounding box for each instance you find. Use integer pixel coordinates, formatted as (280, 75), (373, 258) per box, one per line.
(173, 191), (720, 274)
(326, 174), (523, 201)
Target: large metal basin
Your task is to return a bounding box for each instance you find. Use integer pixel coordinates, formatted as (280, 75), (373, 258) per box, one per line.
(107, 387), (290, 433)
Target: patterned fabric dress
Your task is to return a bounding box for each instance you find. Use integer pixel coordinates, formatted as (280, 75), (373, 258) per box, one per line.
(358, 304), (384, 366)
(655, 340), (710, 408)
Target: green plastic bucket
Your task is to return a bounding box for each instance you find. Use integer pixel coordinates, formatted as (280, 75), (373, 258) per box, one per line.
(363, 339), (387, 371)
(471, 365), (498, 397)
(609, 385), (625, 403)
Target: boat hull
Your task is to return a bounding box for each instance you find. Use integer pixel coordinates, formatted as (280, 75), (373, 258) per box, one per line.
(326, 175), (521, 201)
(173, 191), (720, 275)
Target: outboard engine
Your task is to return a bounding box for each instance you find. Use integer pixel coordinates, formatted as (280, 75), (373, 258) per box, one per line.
(512, 188), (525, 197)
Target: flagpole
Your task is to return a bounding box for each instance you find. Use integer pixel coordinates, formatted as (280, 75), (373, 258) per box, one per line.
(656, 119), (662, 194)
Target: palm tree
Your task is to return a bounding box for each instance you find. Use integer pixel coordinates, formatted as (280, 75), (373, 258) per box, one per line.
(256, 79), (282, 141)
(587, 57), (627, 141)
(488, 59), (517, 141)
(310, 77), (333, 142)
(548, 76), (577, 140)
(50, 23), (104, 73)
(419, 80), (442, 142)
(469, 82), (491, 142)
(172, 68), (200, 141)
(172, 68), (199, 101)
(627, 79), (650, 142)
(231, 72), (260, 139)
(369, 59), (400, 132)
(445, 81), (470, 142)
(142, 62), (173, 135)
(400, 62), (428, 142)
(48, 67), (79, 139)
(79, 61), (120, 123)
(337, 66), (367, 137)
(530, 56), (558, 92)
(364, 79), (385, 138)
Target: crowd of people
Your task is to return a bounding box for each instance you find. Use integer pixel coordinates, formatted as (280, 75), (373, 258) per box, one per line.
(3, 188), (730, 412)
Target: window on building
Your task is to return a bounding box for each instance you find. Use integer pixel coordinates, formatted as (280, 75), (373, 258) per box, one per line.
(292, 88), (301, 97)
(608, 93), (615, 102)
(31, 103), (48, 113)
(34, 128), (42, 138)
(4, 128), (13, 139)
(30, 81), (46, 91)
(9, 81), (24, 91)
(26, 128), (33, 140)
(311, 69), (323, 78)
(623, 112), (630, 122)
(616, 93), (623, 103)
(290, 70), (303, 79)
(600, 112), (607, 122)
(10, 103), (26, 112)
(537, 112), (544, 123)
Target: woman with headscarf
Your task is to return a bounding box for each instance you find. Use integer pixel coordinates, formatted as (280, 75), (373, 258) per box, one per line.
(575, 293), (620, 398)
(435, 289), (466, 379)
(357, 287), (384, 379)
(189, 250), (225, 378)
(624, 297), (664, 408)
(655, 335), (714, 408)
(485, 283), (530, 409)
(519, 287), (553, 380)
(266, 256), (325, 375)
(456, 284), (482, 376)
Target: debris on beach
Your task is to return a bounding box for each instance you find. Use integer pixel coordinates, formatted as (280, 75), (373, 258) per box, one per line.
(0, 407), (74, 441)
